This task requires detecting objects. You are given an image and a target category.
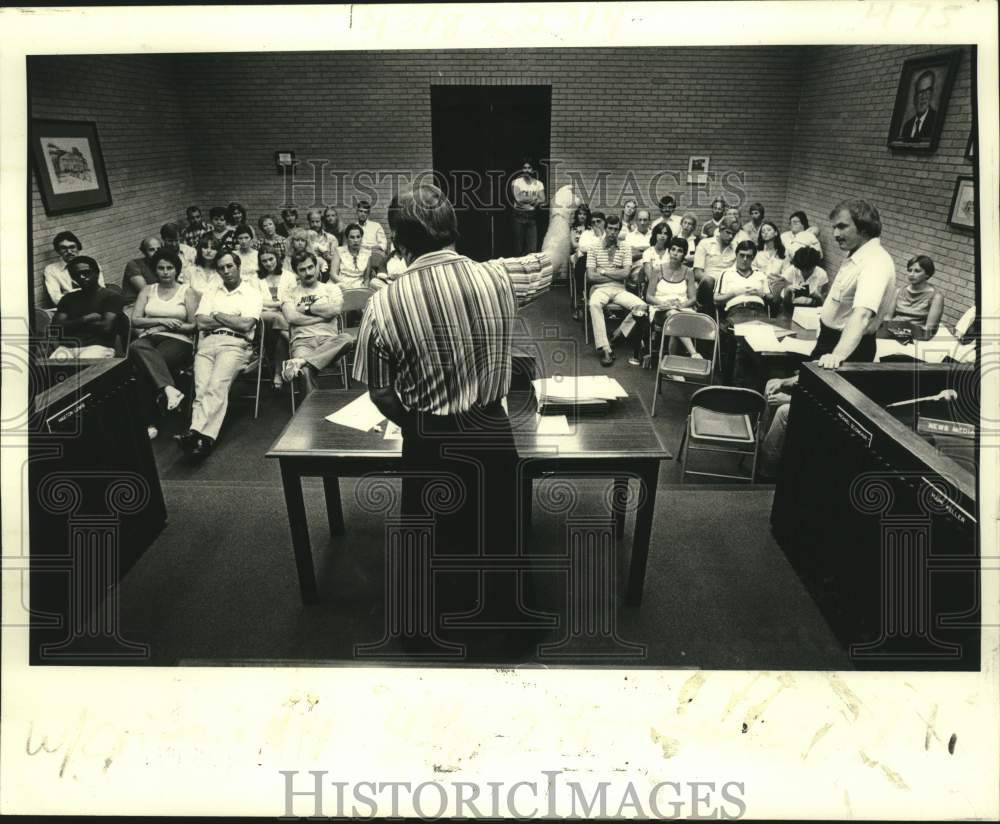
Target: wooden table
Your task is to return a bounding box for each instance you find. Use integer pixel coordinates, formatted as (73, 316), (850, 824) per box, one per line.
(736, 315), (819, 388)
(266, 389), (671, 606)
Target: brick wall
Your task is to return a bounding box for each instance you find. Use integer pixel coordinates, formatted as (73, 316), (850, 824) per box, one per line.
(785, 45), (976, 328)
(29, 46), (976, 325)
(30, 55), (199, 308)
(174, 46), (804, 235)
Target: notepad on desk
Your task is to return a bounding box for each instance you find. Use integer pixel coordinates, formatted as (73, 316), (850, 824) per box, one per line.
(535, 414), (571, 435)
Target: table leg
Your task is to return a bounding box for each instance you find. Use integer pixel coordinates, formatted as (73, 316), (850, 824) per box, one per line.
(280, 462), (318, 604)
(323, 475), (345, 535)
(626, 462), (659, 607)
(612, 476), (627, 539)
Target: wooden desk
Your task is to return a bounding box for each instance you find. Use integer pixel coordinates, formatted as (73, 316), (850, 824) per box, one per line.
(732, 315), (818, 388)
(266, 389), (671, 606)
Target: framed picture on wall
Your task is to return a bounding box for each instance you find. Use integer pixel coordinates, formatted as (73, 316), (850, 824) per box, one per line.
(687, 155), (709, 184)
(947, 175), (975, 232)
(31, 119), (112, 215)
(886, 49), (960, 152)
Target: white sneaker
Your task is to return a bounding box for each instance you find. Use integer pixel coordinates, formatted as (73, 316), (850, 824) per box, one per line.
(627, 356), (641, 366)
(281, 358), (306, 382)
(147, 426), (158, 439)
(689, 352), (704, 359)
(163, 385), (185, 411)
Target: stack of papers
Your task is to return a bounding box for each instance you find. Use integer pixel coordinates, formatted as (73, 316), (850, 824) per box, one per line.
(732, 320), (795, 339)
(531, 375), (628, 409)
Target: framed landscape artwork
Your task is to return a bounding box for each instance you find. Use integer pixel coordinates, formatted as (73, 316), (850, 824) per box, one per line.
(947, 175), (975, 232)
(31, 119), (112, 215)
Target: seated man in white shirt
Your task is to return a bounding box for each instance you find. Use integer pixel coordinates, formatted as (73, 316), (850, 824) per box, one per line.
(693, 218), (739, 313)
(354, 199), (387, 270)
(280, 251), (355, 395)
(624, 209), (653, 278)
(700, 197), (727, 238)
(587, 215), (644, 366)
(742, 202), (766, 244)
(651, 195), (682, 237)
(176, 250), (262, 458)
(332, 223), (371, 289)
(717, 206), (751, 246)
(715, 241), (770, 383)
(43, 230), (106, 307)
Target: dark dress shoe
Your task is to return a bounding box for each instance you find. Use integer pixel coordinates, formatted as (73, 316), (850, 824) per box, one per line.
(174, 431), (197, 453)
(190, 436), (214, 458)
(600, 349), (614, 367)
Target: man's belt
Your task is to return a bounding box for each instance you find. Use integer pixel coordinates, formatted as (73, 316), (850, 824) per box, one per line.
(205, 328), (249, 342)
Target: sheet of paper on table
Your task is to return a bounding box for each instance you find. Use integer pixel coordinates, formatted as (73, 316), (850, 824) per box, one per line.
(792, 306), (822, 330)
(779, 336), (817, 356)
(914, 327), (960, 364)
(383, 421), (403, 440)
(534, 414), (571, 435)
(325, 392), (386, 432)
(742, 326), (783, 351)
(732, 320), (794, 339)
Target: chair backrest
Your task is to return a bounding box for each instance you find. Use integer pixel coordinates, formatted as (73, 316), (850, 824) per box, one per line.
(689, 386), (767, 425)
(662, 311), (718, 342)
(341, 287), (375, 314)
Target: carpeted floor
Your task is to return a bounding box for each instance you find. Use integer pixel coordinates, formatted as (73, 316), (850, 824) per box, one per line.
(114, 284), (847, 668)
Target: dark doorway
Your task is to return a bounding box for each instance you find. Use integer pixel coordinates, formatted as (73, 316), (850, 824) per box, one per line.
(431, 85), (551, 261)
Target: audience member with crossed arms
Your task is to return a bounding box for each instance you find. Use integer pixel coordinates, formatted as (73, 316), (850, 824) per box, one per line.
(280, 251), (355, 395)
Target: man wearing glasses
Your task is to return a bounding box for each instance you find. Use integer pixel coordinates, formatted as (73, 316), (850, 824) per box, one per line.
(900, 70), (937, 142)
(43, 231), (105, 307)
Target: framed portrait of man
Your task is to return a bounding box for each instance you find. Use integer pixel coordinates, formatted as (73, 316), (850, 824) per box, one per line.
(886, 49), (961, 152)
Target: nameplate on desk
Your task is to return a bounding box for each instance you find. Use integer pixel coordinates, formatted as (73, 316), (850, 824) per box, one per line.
(920, 476), (976, 525)
(835, 405), (873, 448)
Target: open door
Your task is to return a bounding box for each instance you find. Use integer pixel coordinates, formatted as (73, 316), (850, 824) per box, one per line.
(431, 85), (551, 260)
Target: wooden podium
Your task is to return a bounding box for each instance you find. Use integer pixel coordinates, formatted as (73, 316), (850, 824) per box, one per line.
(771, 363), (979, 670)
(29, 358), (167, 663)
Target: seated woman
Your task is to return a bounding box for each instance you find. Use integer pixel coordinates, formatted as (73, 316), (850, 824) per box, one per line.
(780, 210), (823, 259)
(888, 254), (944, 336)
(128, 248), (198, 439)
(322, 207), (344, 247)
(569, 204), (591, 264)
(257, 214), (287, 259)
(781, 246), (829, 312)
(332, 223), (371, 289)
(255, 243), (297, 391)
(186, 235), (223, 296)
(613, 232), (700, 365)
(752, 220), (791, 304)
(287, 227), (329, 278)
(232, 225), (259, 278)
(225, 202), (252, 238)
(619, 198), (638, 236)
(371, 228), (408, 291)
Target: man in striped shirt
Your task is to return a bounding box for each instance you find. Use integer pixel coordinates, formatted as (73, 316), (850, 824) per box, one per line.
(587, 214), (644, 366)
(353, 181), (575, 658)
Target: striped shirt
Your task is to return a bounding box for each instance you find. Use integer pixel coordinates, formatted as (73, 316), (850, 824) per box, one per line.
(353, 248), (551, 415)
(586, 239), (632, 273)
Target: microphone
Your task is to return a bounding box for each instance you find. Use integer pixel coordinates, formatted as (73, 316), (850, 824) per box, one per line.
(886, 389), (958, 408)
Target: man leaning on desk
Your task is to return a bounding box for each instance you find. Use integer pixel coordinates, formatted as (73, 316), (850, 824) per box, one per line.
(759, 199), (895, 480)
(352, 180), (576, 656)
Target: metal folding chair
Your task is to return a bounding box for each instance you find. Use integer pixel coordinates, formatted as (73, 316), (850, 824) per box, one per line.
(678, 385), (767, 484)
(650, 312), (718, 416)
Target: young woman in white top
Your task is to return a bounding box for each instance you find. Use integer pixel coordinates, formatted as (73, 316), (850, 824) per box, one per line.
(186, 235), (223, 297)
(753, 220), (791, 304)
(256, 243), (296, 390)
(618, 198), (638, 237)
(780, 210), (823, 258)
(128, 248), (199, 438)
(614, 231), (700, 364)
(287, 228), (328, 277)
